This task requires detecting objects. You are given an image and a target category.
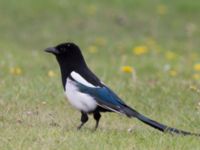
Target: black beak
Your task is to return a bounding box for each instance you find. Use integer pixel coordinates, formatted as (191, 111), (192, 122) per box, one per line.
(44, 47), (59, 54)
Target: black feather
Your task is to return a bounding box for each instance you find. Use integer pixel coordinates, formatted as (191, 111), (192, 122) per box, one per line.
(123, 106), (200, 136)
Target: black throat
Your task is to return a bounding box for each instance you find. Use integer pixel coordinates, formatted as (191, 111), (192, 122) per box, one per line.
(58, 61), (71, 89)
(56, 55), (87, 90)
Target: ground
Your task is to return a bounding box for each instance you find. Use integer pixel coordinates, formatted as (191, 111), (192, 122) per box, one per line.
(0, 0), (200, 149)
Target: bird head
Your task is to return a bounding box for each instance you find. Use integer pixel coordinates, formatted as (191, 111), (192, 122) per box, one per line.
(45, 42), (86, 68)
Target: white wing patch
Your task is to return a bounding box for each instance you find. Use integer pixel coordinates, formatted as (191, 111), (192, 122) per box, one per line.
(65, 78), (97, 112)
(71, 71), (97, 88)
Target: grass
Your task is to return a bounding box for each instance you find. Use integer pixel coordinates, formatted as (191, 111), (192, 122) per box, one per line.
(0, 0), (200, 149)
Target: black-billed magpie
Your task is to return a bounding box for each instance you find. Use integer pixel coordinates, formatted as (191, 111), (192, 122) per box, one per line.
(45, 42), (199, 136)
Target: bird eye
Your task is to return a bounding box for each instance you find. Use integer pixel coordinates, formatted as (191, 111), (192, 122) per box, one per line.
(58, 47), (64, 52)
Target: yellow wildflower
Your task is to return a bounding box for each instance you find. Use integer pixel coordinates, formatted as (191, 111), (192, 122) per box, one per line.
(88, 45), (98, 53)
(157, 4), (168, 15)
(48, 70), (56, 77)
(10, 67), (22, 75)
(121, 66), (134, 73)
(193, 74), (200, 80)
(194, 63), (200, 71)
(169, 70), (177, 77)
(133, 46), (148, 56)
(165, 51), (176, 60)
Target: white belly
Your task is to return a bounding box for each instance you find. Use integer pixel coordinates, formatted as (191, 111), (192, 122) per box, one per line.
(64, 78), (97, 112)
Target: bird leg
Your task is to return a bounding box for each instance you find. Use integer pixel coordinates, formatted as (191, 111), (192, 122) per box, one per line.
(77, 111), (88, 130)
(93, 111), (101, 130)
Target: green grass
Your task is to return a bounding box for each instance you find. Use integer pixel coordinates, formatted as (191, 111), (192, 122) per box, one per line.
(0, 0), (200, 149)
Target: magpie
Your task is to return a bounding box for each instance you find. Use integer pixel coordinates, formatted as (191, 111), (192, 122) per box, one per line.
(45, 42), (199, 136)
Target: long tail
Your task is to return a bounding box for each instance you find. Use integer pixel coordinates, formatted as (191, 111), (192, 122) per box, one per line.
(123, 106), (200, 136)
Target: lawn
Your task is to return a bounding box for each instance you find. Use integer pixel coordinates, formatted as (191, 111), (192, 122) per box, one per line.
(0, 0), (200, 149)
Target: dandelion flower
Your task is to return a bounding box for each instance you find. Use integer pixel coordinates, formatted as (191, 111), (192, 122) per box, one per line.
(133, 46), (148, 56)
(169, 70), (177, 77)
(165, 51), (176, 60)
(121, 66), (134, 73)
(88, 45), (98, 53)
(10, 67), (22, 75)
(194, 63), (200, 71)
(193, 74), (200, 80)
(48, 70), (56, 77)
